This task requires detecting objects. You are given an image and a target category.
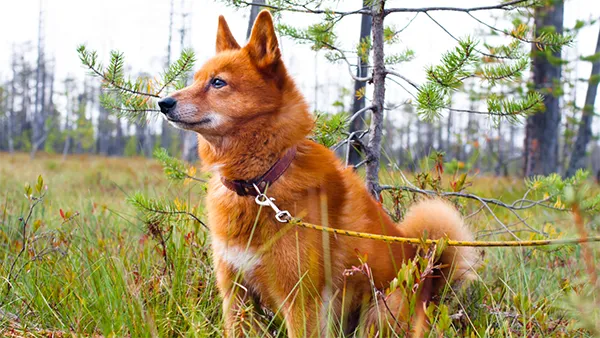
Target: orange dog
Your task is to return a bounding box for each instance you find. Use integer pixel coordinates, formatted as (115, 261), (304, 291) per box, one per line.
(158, 11), (477, 337)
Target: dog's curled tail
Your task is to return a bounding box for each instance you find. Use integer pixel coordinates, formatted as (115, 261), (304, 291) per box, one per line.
(400, 198), (479, 285)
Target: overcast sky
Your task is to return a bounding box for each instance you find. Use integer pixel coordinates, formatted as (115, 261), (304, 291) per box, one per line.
(1, 0), (599, 137)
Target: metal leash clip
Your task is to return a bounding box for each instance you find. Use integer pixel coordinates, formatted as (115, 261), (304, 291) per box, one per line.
(253, 184), (291, 223)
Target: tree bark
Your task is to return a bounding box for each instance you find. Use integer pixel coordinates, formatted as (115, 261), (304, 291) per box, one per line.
(182, 131), (198, 162)
(365, 0), (385, 197)
(161, 0), (176, 153)
(246, 0), (266, 39)
(447, 110), (454, 159)
(62, 80), (73, 161)
(495, 121), (503, 176)
(6, 55), (16, 153)
(177, 0), (198, 162)
(348, 0), (373, 165)
(523, 0), (564, 176)
(566, 26), (600, 177)
(31, 1), (46, 159)
(97, 88), (111, 156)
(19, 58), (32, 152)
(113, 117), (125, 156)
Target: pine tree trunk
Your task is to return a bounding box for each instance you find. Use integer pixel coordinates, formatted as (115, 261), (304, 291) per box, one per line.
(97, 98), (110, 155)
(113, 117), (124, 156)
(436, 120), (443, 152)
(495, 122), (503, 176)
(524, 0), (564, 176)
(566, 26), (600, 177)
(20, 61), (32, 152)
(7, 56), (16, 153)
(136, 121), (153, 157)
(161, 0), (176, 153)
(348, 0), (372, 165)
(406, 114), (413, 170)
(182, 132), (198, 162)
(62, 93), (71, 160)
(0, 87), (5, 150)
(416, 117), (422, 167)
(425, 121), (434, 154)
(365, 0), (386, 197)
(246, 0), (266, 39)
(31, 2), (46, 159)
(447, 111), (454, 160)
(46, 69), (56, 153)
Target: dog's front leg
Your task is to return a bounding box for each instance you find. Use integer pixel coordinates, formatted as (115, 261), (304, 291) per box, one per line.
(278, 290), (323, 338)
(215, 259), (263, 337)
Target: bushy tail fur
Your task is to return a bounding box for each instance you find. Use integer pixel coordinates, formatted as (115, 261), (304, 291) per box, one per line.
(361, 199), (479, 337)
(400, 198), (479, 284)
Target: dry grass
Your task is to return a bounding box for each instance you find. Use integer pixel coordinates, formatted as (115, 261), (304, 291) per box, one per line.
(0, 152), (598, 337)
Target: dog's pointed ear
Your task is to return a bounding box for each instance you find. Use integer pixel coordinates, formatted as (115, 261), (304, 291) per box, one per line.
(216, 15), (240, 53)
(246, 10), (280, 69)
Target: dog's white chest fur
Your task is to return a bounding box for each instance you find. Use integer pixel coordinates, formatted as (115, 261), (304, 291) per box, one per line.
(212, 238), (261, 273)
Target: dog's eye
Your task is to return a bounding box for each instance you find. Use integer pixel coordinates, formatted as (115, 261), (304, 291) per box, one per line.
(210, 78), (227, 89)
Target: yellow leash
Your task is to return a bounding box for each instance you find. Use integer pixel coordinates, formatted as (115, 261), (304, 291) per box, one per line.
(252, 186), (600, 248)
(290, 219), (600, 247)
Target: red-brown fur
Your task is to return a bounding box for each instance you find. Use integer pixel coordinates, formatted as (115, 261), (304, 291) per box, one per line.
(164, 11), (478, 337)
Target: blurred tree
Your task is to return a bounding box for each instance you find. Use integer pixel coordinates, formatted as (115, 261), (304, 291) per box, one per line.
(348, 0), (372, 165)
(62, 77), (76, 160)
(524, 0), (565, 176)
(5, 53), (17, 153)
(246, 0), (266, 39)
(161, 0), (176, 156)
(31, 0), (48, 159)
(230, 0), (570, 195)
(566, 26), (600, 177)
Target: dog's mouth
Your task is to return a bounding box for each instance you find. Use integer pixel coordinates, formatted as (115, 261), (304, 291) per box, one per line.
(166, 116), (211, 128)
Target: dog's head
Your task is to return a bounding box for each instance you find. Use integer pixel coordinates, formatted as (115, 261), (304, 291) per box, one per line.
(158, 11), (288, 137)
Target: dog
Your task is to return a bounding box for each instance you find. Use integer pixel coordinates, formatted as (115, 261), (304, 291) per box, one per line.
(158, 10), (478, 337)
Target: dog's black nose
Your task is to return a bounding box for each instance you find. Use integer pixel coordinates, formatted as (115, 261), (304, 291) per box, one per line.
(158, 97), (177, 114)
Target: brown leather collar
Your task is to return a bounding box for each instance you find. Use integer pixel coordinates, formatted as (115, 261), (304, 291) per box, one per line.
(221, 146), (297, 197)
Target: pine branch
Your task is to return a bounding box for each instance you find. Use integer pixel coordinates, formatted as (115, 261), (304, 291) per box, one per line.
(127, 192), (207, 229)
(486, 92), (544, 122)
(386, 69), (419, 89)
(153, 148), (207, 183)
(477, 58), (529, 86)
(470, 13), (573, 52)
(424, 12), (519, 60)
(312, 111), (350, 148)
(99, 93), (161, 116)
(229, 0), (370, 16)
(384, 0), (533, 15)
(156, 48), (196, 96)
(78, 45), (160, 98)
(78, 45), (196, 122)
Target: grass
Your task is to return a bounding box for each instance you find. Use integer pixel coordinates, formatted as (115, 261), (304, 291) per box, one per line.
(0, 152), (598, 337)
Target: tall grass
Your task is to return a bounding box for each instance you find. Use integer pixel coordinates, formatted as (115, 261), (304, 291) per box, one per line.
(0, 152), (598, 337)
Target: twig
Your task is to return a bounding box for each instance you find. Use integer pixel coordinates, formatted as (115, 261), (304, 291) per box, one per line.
(467, 12), (569, 50)
(385, 0), (530, 15)
(354, 159), (369, 170)
(348, 105), (375, 124)
(378, 185), (562, 238)
(385, 69), (420, 89)
(424, 12), (517, 60)
(155, 54), (195, 96)
(379, 185), (560, 212)
(235, 0), (370, 16)
(330, 129), (368, 152)
(572, 204), (598, 286)
(137, 205), (208, 229)
(82, 62), (160, 98)
(0, 193), (45, 307)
